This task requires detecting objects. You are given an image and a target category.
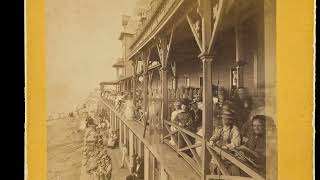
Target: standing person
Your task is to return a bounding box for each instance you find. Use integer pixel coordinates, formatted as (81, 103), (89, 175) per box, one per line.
(98, 155), (112, 180)
(169, 101), (182, 145)
(190, 99), (202, 132)
(120, 142), (128, 168)
(86, 149), (100, 180)
(126, 156), (144, 180)
(85, 124), (98, 146)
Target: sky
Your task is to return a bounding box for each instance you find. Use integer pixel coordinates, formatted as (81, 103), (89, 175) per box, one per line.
(46, 0), (137, 115)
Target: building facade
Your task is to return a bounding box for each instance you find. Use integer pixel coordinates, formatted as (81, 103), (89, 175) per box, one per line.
(99, 0), (277, 180)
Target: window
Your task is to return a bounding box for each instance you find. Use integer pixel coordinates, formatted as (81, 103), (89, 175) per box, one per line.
(172, 79), (176, 89)
(199, 76), (203, 87)
(185, 76), (190, 87)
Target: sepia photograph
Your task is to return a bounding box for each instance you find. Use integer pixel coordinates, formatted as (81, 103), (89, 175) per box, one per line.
(46, 0), (277, 180)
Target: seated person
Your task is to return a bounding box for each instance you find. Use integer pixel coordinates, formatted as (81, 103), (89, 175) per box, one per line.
(236, 115), (266, 172)
(126, 156), (144, 180)
(173, 98), (194, 132)
(209, 104), (241, 175)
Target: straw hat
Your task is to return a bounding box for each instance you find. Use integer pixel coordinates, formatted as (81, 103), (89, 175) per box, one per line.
(220, 104), (236, 120)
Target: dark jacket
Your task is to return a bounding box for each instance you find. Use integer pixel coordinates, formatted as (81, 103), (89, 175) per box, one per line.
(173, 111), (194, 132)
(191, 109), (202, 130)
(133, 162), (144, 180)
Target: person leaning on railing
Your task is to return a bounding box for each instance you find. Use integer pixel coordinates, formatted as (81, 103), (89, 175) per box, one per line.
(235, 115), (266, 174)
(209, 104), (242, 176)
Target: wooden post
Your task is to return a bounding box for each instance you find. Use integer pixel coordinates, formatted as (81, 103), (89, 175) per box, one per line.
(132, 61), (137, 105)
(198, 1), (215, 179)
(142, 50), (150, 137)
(199, 55), (214, 179)
(160, 66), (168, 142)
(156, 30), (174, 141)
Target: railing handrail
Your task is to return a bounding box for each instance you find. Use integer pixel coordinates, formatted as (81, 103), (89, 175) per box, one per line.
(164, 120), (203, 141)
(100, 95), (265, 180)
(206, 144), (265, 180)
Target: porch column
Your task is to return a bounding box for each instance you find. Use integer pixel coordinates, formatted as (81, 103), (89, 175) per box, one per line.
(199, 55), (214, 179)
(143, 65), (149, 123)
(160, 66), (168, 142)
(132, 61), (137, 105)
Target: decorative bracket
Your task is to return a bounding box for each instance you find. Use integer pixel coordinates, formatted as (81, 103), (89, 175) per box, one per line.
(140, 48), (151, 73)
(195, 0), (227, 55)
(186, 14), (203, 52)
(156, 28), (174, 68)
(170, 61), (177, 77)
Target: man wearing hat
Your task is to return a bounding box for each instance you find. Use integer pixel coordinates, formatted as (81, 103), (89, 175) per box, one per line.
(209, 104), (241, 149)
(209, 104), (241, 175)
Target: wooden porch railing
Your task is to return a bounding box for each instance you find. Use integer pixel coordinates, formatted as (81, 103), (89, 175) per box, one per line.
(163, 120), (203, 175)
(100, 97), (265, 180)
(205, 144), (265, 180)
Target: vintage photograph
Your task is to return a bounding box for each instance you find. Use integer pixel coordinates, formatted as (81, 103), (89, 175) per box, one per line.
(46, 0), (277, 180)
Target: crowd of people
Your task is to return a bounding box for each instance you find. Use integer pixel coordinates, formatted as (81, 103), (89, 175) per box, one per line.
(169, 86), (268, 176)
(99, 85), (271, 177)
(82, 112), (120, 180)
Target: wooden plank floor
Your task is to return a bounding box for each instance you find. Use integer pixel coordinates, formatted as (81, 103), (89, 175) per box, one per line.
(124, 119), (201, 180)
